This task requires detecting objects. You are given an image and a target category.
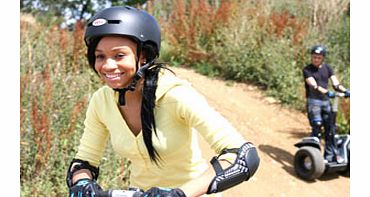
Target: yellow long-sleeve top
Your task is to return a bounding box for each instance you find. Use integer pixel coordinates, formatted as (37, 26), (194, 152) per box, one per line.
(75, 69), (247, 190)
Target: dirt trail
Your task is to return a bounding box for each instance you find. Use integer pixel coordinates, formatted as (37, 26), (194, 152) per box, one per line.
(171, 66), (349, 197)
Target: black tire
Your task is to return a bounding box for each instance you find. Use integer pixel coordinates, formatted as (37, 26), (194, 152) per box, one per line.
(294, 146), (325, 180)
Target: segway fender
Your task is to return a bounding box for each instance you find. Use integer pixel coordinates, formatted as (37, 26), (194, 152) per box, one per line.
(294, 137), (321, 150)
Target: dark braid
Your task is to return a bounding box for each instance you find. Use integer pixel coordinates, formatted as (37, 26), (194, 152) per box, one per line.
(141, 63), (174, 165)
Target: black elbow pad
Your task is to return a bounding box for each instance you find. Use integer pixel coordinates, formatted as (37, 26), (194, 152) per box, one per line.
(245, 145), (259, 178)
(207, 142), (260, 194)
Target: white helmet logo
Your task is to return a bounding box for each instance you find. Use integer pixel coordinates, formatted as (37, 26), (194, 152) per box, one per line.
(92, 18), (107, 26)
(315, 49), (322, 53)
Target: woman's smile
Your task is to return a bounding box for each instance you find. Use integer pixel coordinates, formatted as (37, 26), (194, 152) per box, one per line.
(103, 72), (125, 80)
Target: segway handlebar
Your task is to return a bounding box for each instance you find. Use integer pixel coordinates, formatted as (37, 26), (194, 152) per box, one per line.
(95, 188), (144, 197)
(331, 92), (349, 112)
(334, 92), (346, 98)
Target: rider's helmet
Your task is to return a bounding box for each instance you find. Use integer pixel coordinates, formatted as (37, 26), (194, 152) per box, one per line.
(84, 6), (161, 69)
(310, 45), (327, 56)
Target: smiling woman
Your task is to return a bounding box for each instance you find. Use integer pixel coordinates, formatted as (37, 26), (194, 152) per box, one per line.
(66, 6), (259, 197)
(94, 36), (140, 89)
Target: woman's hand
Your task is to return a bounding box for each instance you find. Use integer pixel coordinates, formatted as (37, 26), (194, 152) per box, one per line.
(69, 178), (103, 197)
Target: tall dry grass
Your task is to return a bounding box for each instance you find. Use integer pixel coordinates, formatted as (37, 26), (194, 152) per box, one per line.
(20, 15), (130, 196)
(160, 0), (236, 63)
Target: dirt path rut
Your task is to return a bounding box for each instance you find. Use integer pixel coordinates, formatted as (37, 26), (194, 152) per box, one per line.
(171, 66), (349, 197)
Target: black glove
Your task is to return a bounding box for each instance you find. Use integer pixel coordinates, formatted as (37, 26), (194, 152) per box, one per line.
(344, 90), (350, 98)
(141, 187), (186, 197)
(69, 178), (103, 197)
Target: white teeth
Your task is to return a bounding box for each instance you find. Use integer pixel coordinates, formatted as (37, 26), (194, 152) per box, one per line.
(105, 73), (122, 79)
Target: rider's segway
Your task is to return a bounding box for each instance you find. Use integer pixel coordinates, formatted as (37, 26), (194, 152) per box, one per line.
(293, 92), (350, 181)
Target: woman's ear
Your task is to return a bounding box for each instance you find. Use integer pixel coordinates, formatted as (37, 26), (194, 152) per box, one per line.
(139, 51), (147, 66)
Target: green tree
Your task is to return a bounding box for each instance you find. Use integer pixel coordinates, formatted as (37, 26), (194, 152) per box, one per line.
(20, 0), (148, 21)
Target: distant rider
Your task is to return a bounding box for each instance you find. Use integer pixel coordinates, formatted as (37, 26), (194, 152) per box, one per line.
(302, 45), (350, 163)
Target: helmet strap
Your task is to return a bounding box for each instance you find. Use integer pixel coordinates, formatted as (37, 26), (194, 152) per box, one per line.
(113, 87), (130, 106)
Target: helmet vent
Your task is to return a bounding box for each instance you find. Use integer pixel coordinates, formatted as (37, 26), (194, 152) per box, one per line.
(107, 20), (121, 24)
(125, 6), (134, 10)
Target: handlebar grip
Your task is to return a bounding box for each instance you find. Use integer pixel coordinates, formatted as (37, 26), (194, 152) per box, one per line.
(335, 92), (345, 97)
(96, 190), (110, 197)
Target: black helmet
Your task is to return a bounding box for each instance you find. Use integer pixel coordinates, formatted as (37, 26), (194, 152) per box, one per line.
(84, 6), (161, 66)
(310, 45), (327, 56)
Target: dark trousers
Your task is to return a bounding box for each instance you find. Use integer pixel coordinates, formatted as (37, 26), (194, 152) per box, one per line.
(307, 98), (338, 162)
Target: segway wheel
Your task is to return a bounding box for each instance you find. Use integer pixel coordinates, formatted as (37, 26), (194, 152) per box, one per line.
(294, 146), (325, 180)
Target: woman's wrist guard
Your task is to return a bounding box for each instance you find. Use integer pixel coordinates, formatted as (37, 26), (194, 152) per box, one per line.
(66, 158), (100, 188)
